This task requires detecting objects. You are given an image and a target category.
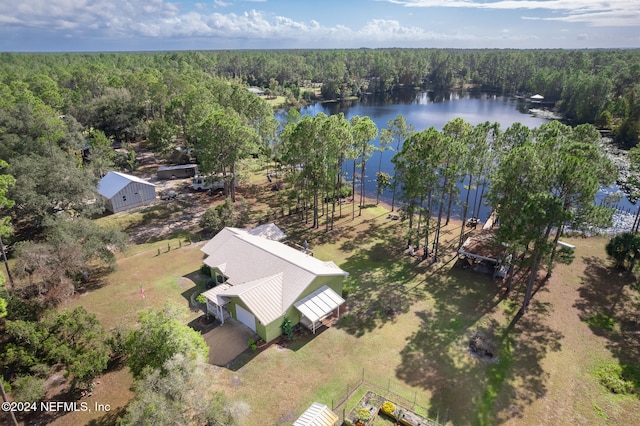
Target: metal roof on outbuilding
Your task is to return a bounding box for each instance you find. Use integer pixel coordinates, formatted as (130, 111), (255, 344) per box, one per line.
(97, 171), (155, 199)
(293, 403), (338, 426)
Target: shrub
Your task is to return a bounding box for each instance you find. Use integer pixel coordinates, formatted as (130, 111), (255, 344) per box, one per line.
(281, 317), (294, 340)
(12, 375), (46, 402)
(357, 408), (371, 422)
(594, 363), (638, 395)
(200, 264), (211, 276)
(195, 294), (207, 304)
(381, 401), (396, 415)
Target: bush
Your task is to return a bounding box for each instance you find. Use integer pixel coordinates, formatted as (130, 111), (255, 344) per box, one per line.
(200, 264), (211, 276)
(357, 407), (371, 422)
(381, 401), (396, 415)
(594, 363), (639, 395)
(12, 375), (46, 402)
(281, 317), (294, 340)
(195, 294), (207, 304)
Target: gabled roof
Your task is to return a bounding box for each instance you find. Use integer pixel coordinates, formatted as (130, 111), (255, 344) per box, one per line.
(293, 403), (338, 426)
(201, 227), (348, 325)
(246, 223), (286, 241)
(97, 171), (155, 199)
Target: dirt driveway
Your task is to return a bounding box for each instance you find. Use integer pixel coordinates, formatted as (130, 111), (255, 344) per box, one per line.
(202, 318), (258, 366)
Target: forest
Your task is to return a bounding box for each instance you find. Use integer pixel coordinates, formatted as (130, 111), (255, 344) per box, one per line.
(1, 49), (640, 425)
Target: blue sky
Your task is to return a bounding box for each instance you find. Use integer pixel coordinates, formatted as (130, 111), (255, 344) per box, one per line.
(1, 0), (639, 52)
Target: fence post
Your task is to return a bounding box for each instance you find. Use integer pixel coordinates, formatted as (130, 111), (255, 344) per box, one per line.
(413, 390), (417, 408)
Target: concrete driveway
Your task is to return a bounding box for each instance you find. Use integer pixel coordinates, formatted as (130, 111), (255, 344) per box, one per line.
(202, 318), (258, 366)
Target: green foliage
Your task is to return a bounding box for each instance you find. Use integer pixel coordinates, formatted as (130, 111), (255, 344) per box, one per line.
(605, 232), (640, 271)
(199, 197), (250, 236)
(125, 302), (209, 379)
(357, 407), (371, 422)
(119, 353), (235, 426)
(281, 316), (294, 340)
(11, 375), (46, 403)
(200, 264), (211, 276)
(195, 294), (207, 304)
(1, 307), (110, 390)
(585, 313), (616, 331)
(593, 363), (640, 395)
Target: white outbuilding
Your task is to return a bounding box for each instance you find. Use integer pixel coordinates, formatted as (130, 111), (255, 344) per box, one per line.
(98, 171), (156, 213)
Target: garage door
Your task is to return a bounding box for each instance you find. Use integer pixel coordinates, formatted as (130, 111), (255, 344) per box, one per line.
(235, 305), (256, 332)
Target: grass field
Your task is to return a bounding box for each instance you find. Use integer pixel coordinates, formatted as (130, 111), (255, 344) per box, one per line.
(36, 163), (640, 426)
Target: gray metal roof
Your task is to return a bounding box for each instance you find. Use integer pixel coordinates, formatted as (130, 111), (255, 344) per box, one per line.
(157, 164), (197, 171)
(97, 171), (155, 199)
(201, 227), (347, 326)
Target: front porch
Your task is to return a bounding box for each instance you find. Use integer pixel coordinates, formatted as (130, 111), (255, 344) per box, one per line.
(202, 284), (232, 324)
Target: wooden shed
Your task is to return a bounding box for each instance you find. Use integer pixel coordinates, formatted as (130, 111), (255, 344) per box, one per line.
(98, 171), (156, 213)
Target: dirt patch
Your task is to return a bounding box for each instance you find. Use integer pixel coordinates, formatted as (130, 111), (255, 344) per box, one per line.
(468, 332), (499, 363)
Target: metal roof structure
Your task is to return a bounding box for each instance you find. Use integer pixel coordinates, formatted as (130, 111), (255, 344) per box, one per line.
(294, 286), (345, 334)
(293, 403), (338, 426)
(201, 227), (348, 326)
(157, 164), (197, 171)
(246, 223), (287, 241)
(97, 171), (155, 199)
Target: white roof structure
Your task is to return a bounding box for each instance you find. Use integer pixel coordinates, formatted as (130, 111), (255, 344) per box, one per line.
(97, 171), (155, 199)
(530, 94), (544, 100)
(293, 403), (338, 426)
(246, 223), (286, 241)
(201, 227), (348, 326)
(294, 286), (345, 333)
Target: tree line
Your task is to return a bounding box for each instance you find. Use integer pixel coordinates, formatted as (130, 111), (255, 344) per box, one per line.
(2, 48), (639, 145)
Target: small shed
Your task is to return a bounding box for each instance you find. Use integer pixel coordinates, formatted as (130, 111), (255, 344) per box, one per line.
(293, 403), (339, 426)
(157, 164), (198, 179)
(530, 94), (544, 101)
(98, 171), (156, 213)
(248, 87), (265, 96)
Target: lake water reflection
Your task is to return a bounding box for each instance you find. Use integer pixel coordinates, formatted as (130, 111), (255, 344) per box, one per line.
(278, 90), (632, 221)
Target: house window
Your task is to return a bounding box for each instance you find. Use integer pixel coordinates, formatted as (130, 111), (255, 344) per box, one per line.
(122, 195), (127, 202)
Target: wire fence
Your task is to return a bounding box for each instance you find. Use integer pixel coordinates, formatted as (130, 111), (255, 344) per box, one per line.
(330, 369), (445, 425)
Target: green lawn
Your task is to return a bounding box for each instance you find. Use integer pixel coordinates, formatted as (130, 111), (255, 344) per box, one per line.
(51, 165), (640, 426)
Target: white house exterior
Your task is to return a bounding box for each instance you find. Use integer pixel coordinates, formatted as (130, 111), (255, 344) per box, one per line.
(97, 171), (156, 213)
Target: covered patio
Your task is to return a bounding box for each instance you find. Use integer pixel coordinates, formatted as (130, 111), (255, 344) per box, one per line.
(294, 285), (345, 334)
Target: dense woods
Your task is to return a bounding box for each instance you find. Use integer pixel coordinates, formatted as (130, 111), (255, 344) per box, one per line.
(0, 48), (638, 422)
(1, 49), (639, 145)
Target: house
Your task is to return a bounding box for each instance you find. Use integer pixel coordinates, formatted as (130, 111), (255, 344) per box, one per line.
(201, 227), (349, 342)
(97, 171), (156, 213)
(157, 164), (198, 179)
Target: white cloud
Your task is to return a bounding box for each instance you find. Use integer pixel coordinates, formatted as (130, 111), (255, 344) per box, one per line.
(389, 0), (640, 27)
(0, 0), (634, 49)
